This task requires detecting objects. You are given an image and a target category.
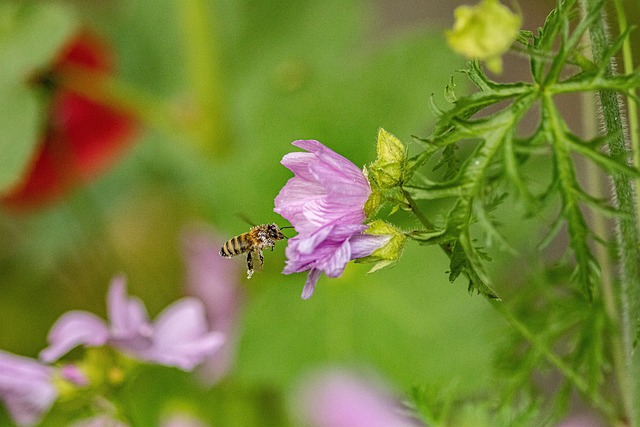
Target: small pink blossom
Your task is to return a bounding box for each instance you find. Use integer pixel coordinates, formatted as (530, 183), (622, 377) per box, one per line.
(275, 140), (389, 299)
(40, 276), (224, 371)
(71, 415), (129, 427)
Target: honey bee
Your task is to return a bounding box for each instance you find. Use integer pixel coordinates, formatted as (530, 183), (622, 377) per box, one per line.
(219, 223), (286, 278)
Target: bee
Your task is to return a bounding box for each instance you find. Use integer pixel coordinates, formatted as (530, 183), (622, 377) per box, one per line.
(219, 223), (287, 278)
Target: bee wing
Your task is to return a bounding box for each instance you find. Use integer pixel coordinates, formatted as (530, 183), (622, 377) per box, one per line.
(235, 212), (256, 227)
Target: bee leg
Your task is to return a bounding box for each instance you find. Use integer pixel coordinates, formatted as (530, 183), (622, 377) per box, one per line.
(258, 249), (264, 267)
(246, 251), (254, 279)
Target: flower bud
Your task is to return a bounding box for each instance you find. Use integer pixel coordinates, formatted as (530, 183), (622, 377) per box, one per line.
(367, 128), (406, 189)
(53, 364), (89, 402)
(363, 188), (383, 218)
(359, 220), (406, 272)
(446, 0), (521, 74)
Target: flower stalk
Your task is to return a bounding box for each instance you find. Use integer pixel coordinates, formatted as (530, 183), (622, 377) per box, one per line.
(582, 0), (640, 423)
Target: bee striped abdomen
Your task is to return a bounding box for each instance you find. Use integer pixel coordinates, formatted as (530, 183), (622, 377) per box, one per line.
(220, 224), (286, 278)
(220, 234), (250, 258)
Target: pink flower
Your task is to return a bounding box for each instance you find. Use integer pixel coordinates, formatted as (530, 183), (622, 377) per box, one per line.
(71, 415), (129, 427)
(40, 276), (224, 371)
(0, 351), (57, 426)
(274, 140), (389, 299)
(294, 369), (422, 427)
(181, 225), (244, 384)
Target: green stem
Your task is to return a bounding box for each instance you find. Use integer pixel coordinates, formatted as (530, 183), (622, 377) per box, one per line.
(612, 0), (640, 234)
(403, 189), (452, 258)
(177, 0), (233, 156)
(582, 0), (640, 424)
(580, 89), (630, 424)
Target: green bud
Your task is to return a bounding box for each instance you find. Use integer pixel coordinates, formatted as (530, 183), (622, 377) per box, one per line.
(446, 0), (521, 74)
(358, 220), (407, 272)
(368, 128), (406, 189)
(364, 187), (383, 218)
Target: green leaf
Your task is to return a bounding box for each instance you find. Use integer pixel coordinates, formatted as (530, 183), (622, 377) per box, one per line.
(567, 133), (640, 178)
(0, 3), (76, 194)
(444, 75), (457, 103)
(0, 85), (41, 194)
(541, 93), (599, 298)
(0, 3), (77, 84)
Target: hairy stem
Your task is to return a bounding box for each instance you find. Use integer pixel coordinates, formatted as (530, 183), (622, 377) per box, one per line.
(612, 0), (640, 232)
(582, 0), (640, 423)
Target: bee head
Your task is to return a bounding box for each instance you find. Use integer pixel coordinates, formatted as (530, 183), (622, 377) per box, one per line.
(267, 223), (285, 240)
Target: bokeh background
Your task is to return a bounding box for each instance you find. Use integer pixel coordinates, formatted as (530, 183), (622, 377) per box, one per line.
(0, 0), (559, 425)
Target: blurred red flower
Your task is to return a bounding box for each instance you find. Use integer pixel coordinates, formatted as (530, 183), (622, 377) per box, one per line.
(1, 31), (139, 209)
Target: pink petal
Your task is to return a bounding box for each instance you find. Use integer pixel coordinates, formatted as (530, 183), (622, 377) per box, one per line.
(280, 151), (317, 181)
(107, 276), (150, 340)
(320, 239), (351, 278)
(142, 298), (225, 370)
(39, 311), (109, 363)
(301, 269), (322, 300)
(296, 225), (334, 254)
(349, 234), (391, 259)
(292, 140), (364, 183)
(0, 351), (57, 426)
(296, 370), (420, 427)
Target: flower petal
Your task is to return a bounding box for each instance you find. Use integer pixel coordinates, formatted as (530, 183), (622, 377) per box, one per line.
(39, 311), (109, 363)
(139, 298), (225, 370)
(295, 369), (421, 427)
(301, 269), (322, 300)
(320, 239), (352, 278)
(349, 234), (391, 260)
(107, 276), (150, 340)
(0, 351), (57, 427)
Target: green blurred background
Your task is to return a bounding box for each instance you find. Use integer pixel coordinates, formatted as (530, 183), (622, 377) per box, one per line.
(0, 0), (550, 424)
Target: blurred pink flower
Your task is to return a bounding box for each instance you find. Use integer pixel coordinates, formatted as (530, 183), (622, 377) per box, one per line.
(0, 350), (57, 426)
(294, 369), (422, 427)
(40, 276), (224, 371)
(181, 226), (244, 384)
(71, 415), (129, 427)
(556, 414), (606, 427)
(275, 140), (389, 299)
(161, 413), (209, 427)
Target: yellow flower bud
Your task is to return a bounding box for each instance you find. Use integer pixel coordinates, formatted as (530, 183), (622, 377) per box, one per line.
(446, 0), (521, 74)
(368, 128), (406, 189)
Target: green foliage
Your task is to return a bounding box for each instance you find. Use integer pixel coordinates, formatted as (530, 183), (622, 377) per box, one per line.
(400, 0), (640, 423)
(404, 2), (640, 300)
(1, 0), (640, 425)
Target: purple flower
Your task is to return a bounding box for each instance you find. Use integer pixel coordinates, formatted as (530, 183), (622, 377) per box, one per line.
(40, 276), (225, 371)
(181, 225), (244, 384)
(274, 140), (389, 299)
(0, 350), (57, 426)
(294, 369), (422, 427)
